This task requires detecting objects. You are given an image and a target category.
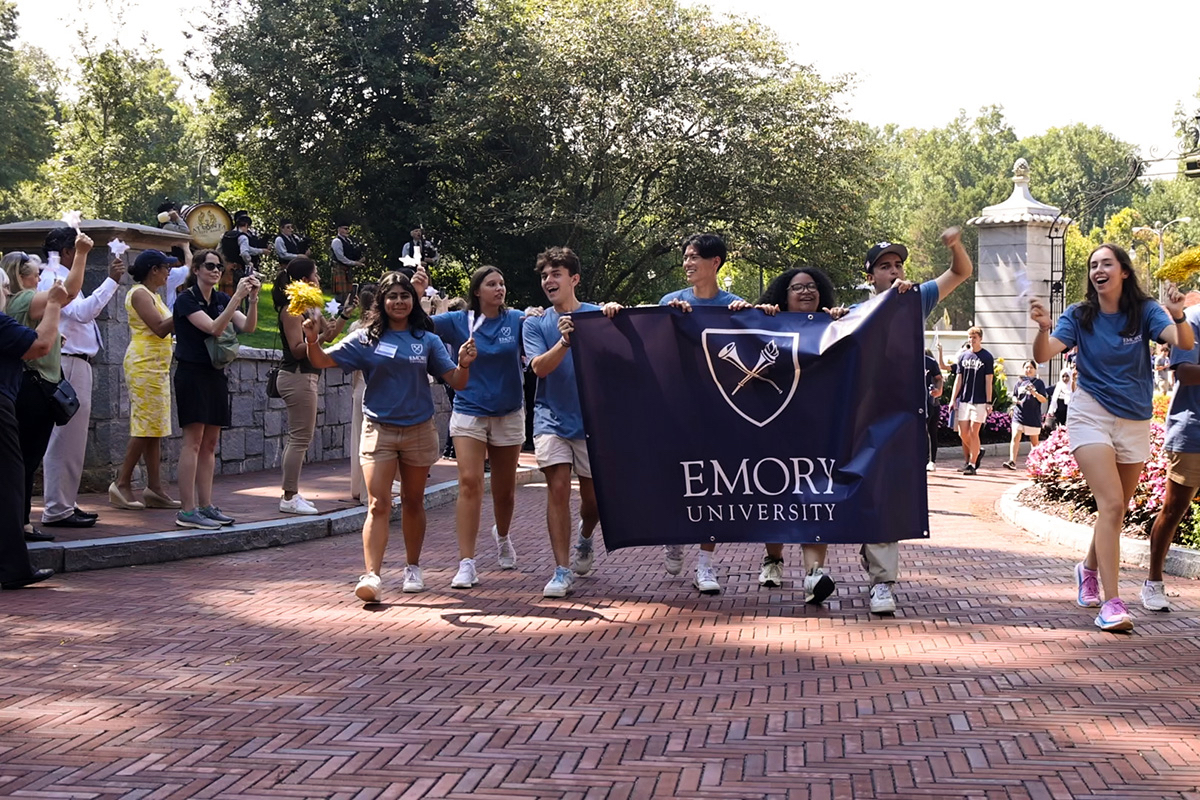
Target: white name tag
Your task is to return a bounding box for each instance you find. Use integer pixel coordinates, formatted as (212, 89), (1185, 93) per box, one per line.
(375, 342), (398, 358)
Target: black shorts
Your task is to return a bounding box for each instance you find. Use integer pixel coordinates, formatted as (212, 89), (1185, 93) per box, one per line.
(174, 359), (231, 428)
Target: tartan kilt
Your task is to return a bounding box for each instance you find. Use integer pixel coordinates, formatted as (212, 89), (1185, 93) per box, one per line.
(331, 263), (354, 295)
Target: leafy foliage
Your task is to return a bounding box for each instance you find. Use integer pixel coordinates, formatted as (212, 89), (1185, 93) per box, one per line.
(0, 1), (54, 217)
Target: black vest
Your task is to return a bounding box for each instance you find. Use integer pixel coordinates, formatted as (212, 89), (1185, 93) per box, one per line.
(220, 230), (244, 264)
(336, 234), (363, 263)
(276, 233), (306, 264)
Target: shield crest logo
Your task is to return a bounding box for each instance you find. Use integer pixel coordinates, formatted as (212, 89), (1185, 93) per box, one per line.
(701, 329), (801, 428)
(410, 343), (423, 355)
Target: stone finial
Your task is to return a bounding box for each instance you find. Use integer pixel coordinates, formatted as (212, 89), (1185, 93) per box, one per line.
(1013, 158), (1030, 179)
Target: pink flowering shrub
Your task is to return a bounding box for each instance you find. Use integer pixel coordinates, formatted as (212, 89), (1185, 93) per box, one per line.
(937, 406), (1012, 444)
(1027, 421), (1177, 530)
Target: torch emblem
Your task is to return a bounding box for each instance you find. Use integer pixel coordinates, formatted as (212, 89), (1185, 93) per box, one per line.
(703, 330), (801, 427)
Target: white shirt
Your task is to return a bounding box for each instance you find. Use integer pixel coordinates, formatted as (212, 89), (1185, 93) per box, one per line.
(37, 258), (119, 356)
(165, 266), (190, 312)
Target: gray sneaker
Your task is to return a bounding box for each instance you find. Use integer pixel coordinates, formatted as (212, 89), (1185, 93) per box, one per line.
(176, 509), (222, 530)
(199, 505), (235, 526)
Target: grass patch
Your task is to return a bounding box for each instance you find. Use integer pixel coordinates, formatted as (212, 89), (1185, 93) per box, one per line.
(238, 283), (353, 349)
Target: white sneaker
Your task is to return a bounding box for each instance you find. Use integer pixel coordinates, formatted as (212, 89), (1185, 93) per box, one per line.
(694, 564), (721, 595)
(279, 494), (319, 515)
(664, 544), (684, 575)
(869, 583), (897, 614)
(543, 566), (574, 598)
(804, 567), (836, 605)
(758, 556), (784, 588)
(450, 558), (478, 589)
(492, 525), (517, 569)
(571, 523), (594, 575)
(402, 565), (425, 593)
(355, 572), (382, 603)
(1141, 580), (1170, 612)
(925, 461), (936, 472)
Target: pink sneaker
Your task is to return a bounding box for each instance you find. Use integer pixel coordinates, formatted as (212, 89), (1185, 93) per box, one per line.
(1074, 562), (1100, 608)
(1095, 597), (1134, 632)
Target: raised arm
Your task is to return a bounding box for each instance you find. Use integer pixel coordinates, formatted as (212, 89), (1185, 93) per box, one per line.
(1160, 282), (1195, 352)
(933, 227), (973, 302)
(1030, 298), (1068, 364)
(29, 233), (92, 319)
(24, 283), (68, 360)
(301, 317), (339, 369)
(187, 279), (253, 337)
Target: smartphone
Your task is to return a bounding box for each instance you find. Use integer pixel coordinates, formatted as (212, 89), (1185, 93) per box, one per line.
(345, 283), (359, 308)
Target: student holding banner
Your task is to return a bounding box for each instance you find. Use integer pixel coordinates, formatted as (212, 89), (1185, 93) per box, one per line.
(858, 229), (973, 613)
(1030, 244), (1192, 632)
(659, 233), (742, 595)
(523, 248), (603, 599)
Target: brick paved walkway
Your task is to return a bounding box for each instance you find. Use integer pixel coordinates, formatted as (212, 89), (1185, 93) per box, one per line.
(3, 462), (1200, 799)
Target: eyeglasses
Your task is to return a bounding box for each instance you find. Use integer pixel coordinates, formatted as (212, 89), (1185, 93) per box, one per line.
(788, 283), (819, 294)
(200, 261), (223, 272)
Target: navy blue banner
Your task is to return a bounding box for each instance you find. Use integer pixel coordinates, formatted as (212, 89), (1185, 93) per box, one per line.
(571, 290), (929, 548)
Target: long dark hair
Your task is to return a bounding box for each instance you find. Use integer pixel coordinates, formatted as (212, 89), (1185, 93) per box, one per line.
(184, 248), (222, 290)
(468, 265), (506, 315)
(272, 257), (318, 312)
(1074, 244), (1150, 338)
(364, 271), (433, 343)
(757, 267), (836, 311)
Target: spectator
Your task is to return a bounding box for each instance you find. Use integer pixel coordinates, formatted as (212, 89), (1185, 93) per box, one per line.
(2, 232), (90, 543)
(0, 276), (69, 590)
(156, 200), (190, 236)
(110, 250), (180, 511)
(172, 249), (261, 530)
(1003, 360), (1047, 470)
(1155, 343), (1172, 394)
(950, 327), (994, 475)
(1048, 367), (1074, 432)
(272, 257), (353, 515)
(37, 240), (129, 529)
(347, 284), (377, 503)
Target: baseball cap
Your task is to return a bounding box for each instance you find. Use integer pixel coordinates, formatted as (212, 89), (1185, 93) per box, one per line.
(864, 242), (909, 272)
(133, 249), (180, 271)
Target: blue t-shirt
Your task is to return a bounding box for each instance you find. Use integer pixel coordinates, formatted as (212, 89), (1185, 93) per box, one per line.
(433, 309), (525, 417)
(1013, 377), (1047, 427)
(523, 304), (601, 440)
(1166, 307), (1200, 453)
(1051, 299), (1173, 420)
(0, 314), (37, 403)
(659, 287), (741, 306)
(328, 327), (457, 427)
(955, 347), (994, 405)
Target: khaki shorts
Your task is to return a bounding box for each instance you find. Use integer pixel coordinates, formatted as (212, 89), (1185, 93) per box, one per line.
(360, 416), (441, 467)
(1067, 389), (1150, 464)
(958, 402), (990, 424)
(1167, 451), (1200, 488)
(449, 408), (526, 447)
(534, 434), (591, 478)
(1013, 423), (1041, 437)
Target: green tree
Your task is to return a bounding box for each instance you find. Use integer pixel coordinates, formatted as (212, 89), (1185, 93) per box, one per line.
(428, 0), (875, 305)
(46, 46), (199, 222)
(0, 1), (55, 219)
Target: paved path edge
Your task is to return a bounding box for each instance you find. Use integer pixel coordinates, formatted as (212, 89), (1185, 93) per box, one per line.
(28, 466), (543, 574)
(996, 480), (1200, 579)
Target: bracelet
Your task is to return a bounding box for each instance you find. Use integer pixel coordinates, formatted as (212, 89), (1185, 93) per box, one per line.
(1037, 325), (1051, 334)
(559, 337), (571, 349)
(1175, 315), (1187, 324)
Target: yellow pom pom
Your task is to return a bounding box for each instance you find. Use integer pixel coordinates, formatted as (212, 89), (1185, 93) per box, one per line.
(1155, 247), (1200, 285)
(285, 280), (325, 316)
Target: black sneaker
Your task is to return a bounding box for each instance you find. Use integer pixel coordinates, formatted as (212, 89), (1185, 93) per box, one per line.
(1002, 460), (1016, 470)
(962, 464), (977, 475)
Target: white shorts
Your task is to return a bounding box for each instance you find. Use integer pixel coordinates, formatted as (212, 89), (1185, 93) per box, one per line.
(958, 402), (990, 424)
(534, 434), (591, 478)
(1067, 388), (1150, 464)
(1013, 423), (1041, 437)
(449, 408), (526, 447)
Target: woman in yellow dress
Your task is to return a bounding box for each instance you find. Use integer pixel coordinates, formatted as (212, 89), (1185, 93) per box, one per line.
(109, 250), (180, 510)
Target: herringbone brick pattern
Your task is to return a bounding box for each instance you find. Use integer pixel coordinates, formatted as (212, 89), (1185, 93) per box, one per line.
(3, 465), (1200, 799)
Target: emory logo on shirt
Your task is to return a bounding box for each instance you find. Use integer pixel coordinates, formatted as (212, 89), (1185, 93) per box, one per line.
(701, 329), (801, 428)
(1121, 334), (1143, 346)
(408, 342), (426, 363)
(498, 326), (516, 344)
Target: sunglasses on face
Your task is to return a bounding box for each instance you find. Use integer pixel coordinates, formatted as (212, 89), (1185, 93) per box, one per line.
(200, 261), (223, 271)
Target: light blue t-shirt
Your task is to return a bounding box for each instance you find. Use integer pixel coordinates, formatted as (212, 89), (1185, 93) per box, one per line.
(659, 287), (741, 306)
(433, 309), (525, 417)
(328, 327), (457, 427)
(1166, 307), (1200, 453)
(523, 303), (601, 440)
(1051, 299), (1173, 420)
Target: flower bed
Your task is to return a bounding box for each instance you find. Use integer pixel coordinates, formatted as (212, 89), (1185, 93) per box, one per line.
(936, 405), (1012, 445)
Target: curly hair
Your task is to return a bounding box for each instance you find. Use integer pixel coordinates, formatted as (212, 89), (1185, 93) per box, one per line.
(756, 267), (836, 311)
(364, 271), (433, 343)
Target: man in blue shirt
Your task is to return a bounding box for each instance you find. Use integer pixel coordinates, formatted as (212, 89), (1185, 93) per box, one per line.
(524, 247), (603, 599)
(659, 233), (742, 594)
(950, 326), (994, 475)
(858, 229), (973, 613)
(1145, 304), (1200, 612)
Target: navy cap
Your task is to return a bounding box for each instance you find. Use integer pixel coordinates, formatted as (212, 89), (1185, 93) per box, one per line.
(133, 249), (180, 271)
(864, 241), (909, 272)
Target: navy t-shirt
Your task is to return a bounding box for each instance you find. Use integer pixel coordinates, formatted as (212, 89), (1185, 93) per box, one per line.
(328, 327), (457, 427)
(1166, 306), (1200, 453)
(1013, 377), (1047, 427)
(1051, 299), (1172, 420)
(174, 286), (235, 366)
(0, 314), (37, 402)
(956, 347), (994, 405)
(432, 308), (525, 417)
(924, 354), (941, 415)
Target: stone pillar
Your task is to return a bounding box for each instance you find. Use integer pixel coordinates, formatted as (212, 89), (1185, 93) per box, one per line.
(967, 160), (1071, 389)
